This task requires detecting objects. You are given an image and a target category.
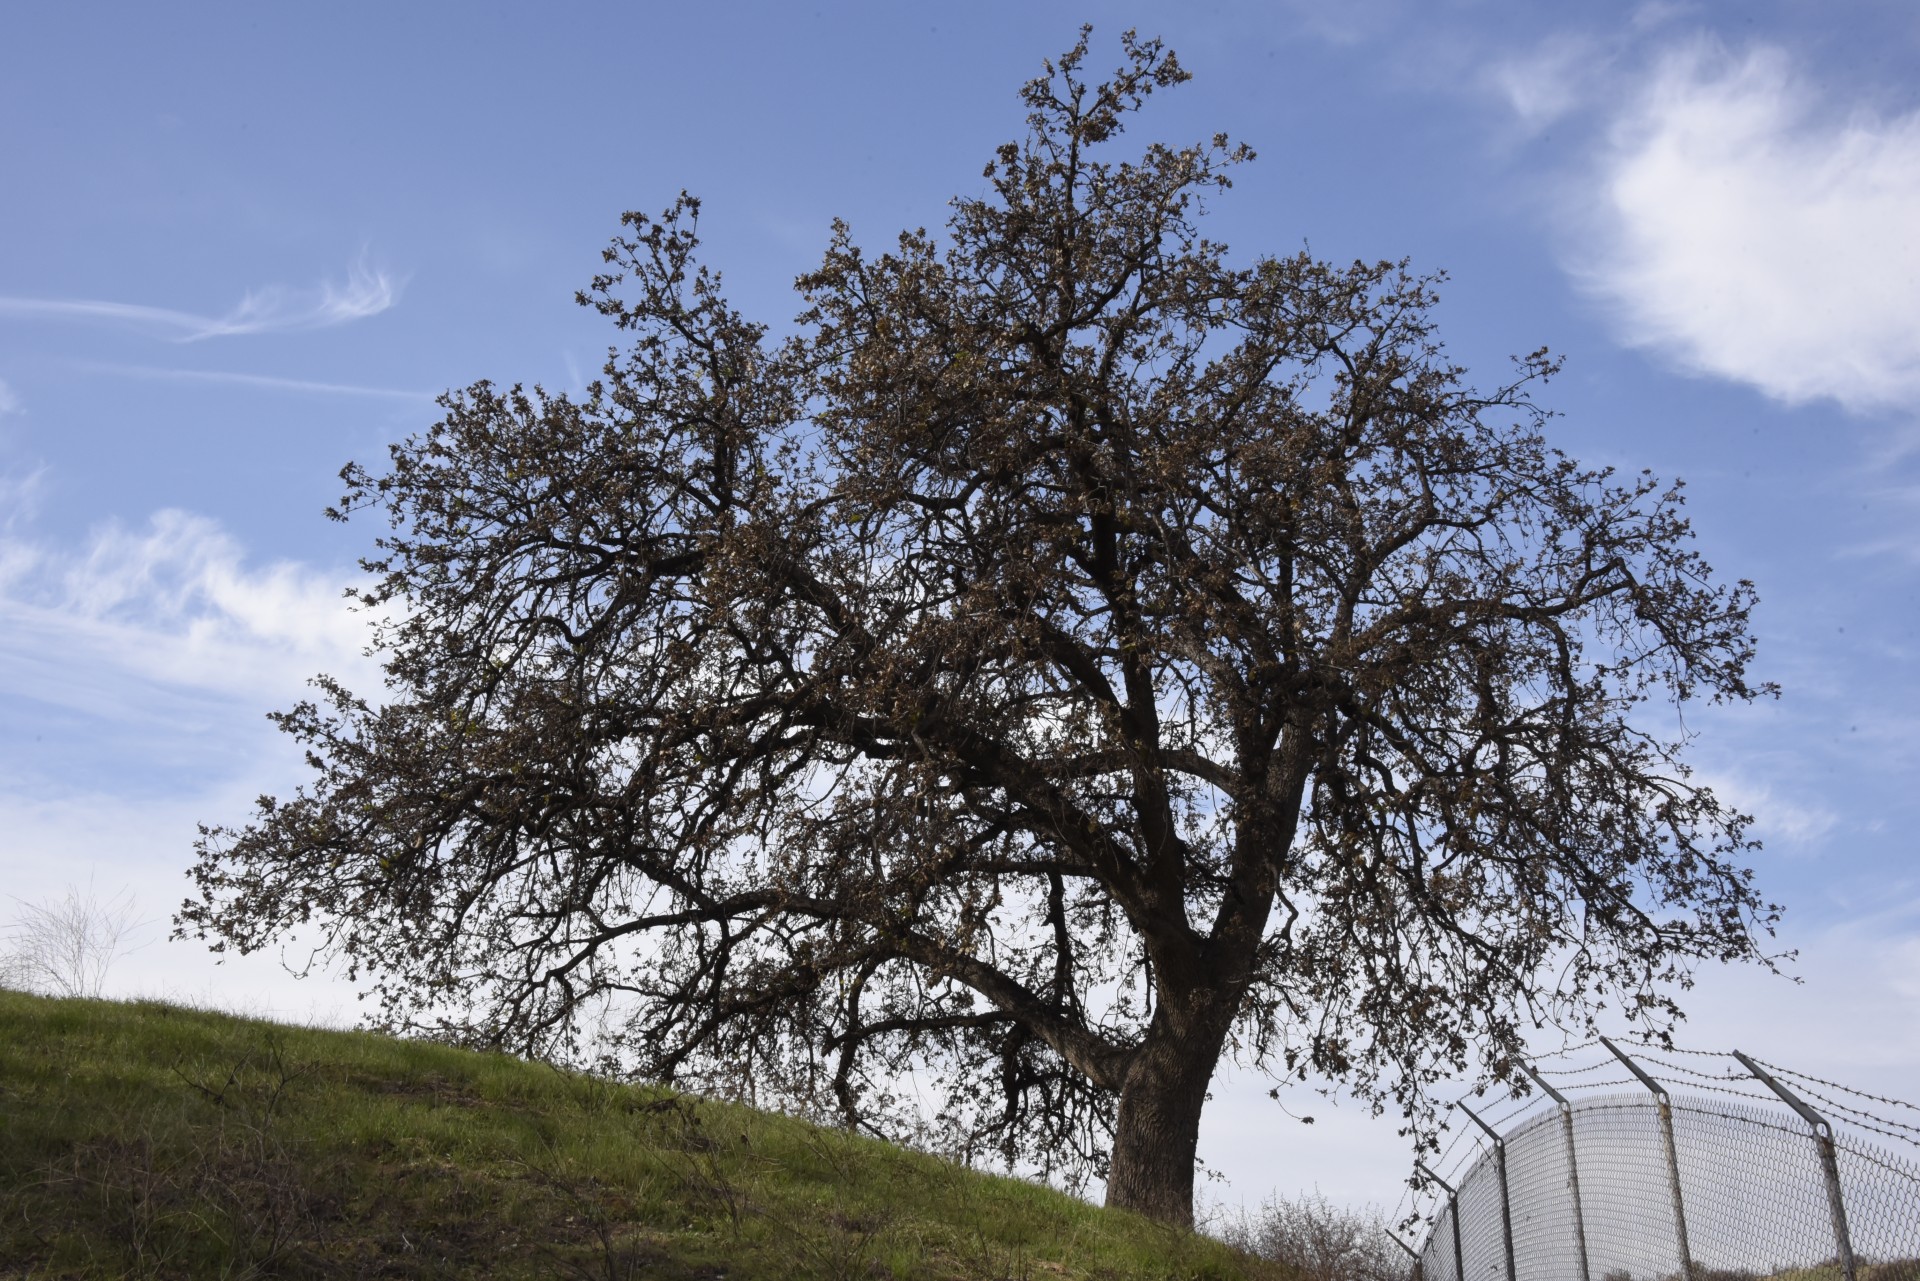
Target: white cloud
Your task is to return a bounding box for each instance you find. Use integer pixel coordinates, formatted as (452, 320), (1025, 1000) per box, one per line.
(0, 509), (389, 1023)
(1270, 0), (1405, 47)
(1573, 40), (1920, 412)
(82, 362), (433, 401)
(0, 258), (401, 342)
(1486, 33), (1608, 132)
(1656, 901), (1920, 1081)
(0, 508), (384, 720)
(0, 378), (19, 417)
(0, 468), (46, 533)
(1697, 768), (1840, 852)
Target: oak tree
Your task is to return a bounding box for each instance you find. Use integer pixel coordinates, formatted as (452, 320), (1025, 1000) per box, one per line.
(182, 33), (1779, 1226)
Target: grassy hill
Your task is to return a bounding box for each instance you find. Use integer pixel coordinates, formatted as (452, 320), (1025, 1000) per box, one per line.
(0, 990), (1286, 1279)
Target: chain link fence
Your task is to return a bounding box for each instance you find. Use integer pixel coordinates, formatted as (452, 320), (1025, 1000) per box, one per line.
(1406, 1049), (1920, 1281)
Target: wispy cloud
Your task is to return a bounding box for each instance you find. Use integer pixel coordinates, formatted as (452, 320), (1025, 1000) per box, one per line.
(81, 362), (434, 402)
(0, 508), (382, 1020)
(0, 259), (401, 342)
(0, 378), (20, 417)
(1569, 39), (1920, 413)
(1645, 903), (1920, 1077)
(1269, 0), (1405, 46)
(1485, 32), (1609, 133)
(0, 508), (384, 720)
(0, 468), (46, 533)
(1697, 768), (1840, 853)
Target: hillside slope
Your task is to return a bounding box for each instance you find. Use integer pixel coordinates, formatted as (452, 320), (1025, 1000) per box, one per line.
(0, 991), (1285, 1279)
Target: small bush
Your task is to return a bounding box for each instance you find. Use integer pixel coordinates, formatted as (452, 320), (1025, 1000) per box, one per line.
(1217, 1191), (1409, 1281)
(0, 881), (142, 998)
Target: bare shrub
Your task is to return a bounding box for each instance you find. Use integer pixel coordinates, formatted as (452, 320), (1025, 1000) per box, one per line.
(0, 882), (142, 998)
(1217, 1191), (1410, 1281)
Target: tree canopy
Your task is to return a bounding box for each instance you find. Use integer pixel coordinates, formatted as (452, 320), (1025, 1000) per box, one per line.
(181, 31), (1779, 1227)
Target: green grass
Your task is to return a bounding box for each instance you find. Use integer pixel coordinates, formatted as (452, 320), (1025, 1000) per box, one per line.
(0, 990), (1287, 1280)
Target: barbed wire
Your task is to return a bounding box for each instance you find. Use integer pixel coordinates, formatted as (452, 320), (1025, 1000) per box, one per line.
(1827, 1109), (1920, 1152)
(1784, 1085), (1920, 1150)
(1435, 1122), (1493, 1183)
(1433, 1118), (1477, 1167)
(1789, 1083), (1920, 1135)
(1525, 1036), (1604, 1061)
(1396, 1078), (1566, 1229)
(1433, 1047), (1918, 1122)
(1541, 1076), (1643, 1093)
(1630, 1051), (1742, 1082)
(1391, 1177), (1442, 1238)
(1394, 1121), (1482, 1237)
(1668, 1098), (1848, 1145)
(1628, 1053), (1779, 1102)
(1487, 1094), (1548, 1131)
(1650, 1075), (1781, 1106)
(1395, 1118), (1485, 1208)
(1389, 1185), (1413, 1234)
(1534, 1059), (1618, 1078)
(1756, 1058), (1920, 1116)
(1618, 1040), (1737, 1058)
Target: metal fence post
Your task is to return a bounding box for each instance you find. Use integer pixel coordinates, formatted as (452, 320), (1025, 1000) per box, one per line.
(1459, 1102), (1516, 1281)
(1524, 1064), (1592, 1281)
(1733, 1050), (1858, 1281)
(1416, 1161), (1465, 1281)
(1601, 1037), (1694, 1280)
(1386, 1228), (1425, 1281)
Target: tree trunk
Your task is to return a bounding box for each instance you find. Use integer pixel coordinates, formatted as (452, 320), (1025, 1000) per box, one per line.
(1104, 1027), (1221, 1228)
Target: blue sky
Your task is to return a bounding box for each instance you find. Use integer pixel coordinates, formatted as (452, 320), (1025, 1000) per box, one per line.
(3, 0), (1918, 1217)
